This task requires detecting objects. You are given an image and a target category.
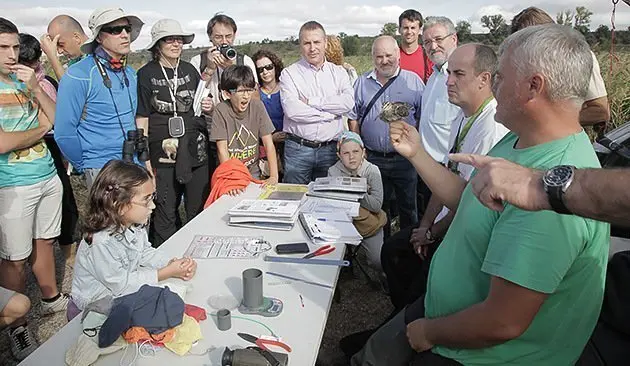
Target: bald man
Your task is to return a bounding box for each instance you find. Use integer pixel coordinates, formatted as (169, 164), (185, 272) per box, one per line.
(348, 35), (425, 233)
(42, 15), (88, 79)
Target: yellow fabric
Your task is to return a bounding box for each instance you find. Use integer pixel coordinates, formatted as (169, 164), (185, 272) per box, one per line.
(164, 314), (202, 356)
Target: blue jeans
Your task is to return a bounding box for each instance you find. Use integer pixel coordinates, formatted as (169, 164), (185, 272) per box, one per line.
(282, 140), (337, 184)
(367, 151), (418, 232)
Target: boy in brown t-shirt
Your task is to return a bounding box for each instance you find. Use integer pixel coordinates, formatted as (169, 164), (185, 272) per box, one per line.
(210, 65), (278, 184)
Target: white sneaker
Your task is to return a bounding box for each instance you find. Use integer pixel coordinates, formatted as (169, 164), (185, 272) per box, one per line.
(9, 325), (38, 361)
(40, 293), (70, 316)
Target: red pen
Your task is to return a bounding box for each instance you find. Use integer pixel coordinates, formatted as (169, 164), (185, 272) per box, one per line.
(299, 294), (305, 308)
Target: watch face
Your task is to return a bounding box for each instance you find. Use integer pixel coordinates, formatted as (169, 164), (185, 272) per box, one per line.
(544, 165), (574, 187)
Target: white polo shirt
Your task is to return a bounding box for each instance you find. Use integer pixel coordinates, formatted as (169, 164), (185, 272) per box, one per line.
(435, 98), (509, 222)
(419, 62), (461, 163)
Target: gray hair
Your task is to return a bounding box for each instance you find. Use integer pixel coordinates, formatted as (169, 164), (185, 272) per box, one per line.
(423, 16), (456, 35)
(472, 44), (497, 85)
(499, 24), (592, 104)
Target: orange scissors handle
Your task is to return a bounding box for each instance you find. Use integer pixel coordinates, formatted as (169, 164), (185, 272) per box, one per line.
(256, 338), (293, 353)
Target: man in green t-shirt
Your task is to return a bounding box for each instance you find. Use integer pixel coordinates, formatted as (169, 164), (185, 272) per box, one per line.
(351, 24), (610, 366)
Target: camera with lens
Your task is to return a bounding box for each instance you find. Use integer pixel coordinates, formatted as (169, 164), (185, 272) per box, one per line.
(221, 347), (288, 366)
(122, 129), (149, 163)
(218, 43), (237, 61)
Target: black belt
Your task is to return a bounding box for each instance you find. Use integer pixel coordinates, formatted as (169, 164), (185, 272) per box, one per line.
(367, 149), (399, 158)
(286, 133), (336, 148)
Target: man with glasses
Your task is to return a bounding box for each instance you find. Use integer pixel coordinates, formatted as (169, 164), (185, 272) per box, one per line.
(189, 13), (258, 176)
(0, 17), (68, 360)
(419, 17), (461, 166)
(280, 21), (354, 184)
(54, 8), (144, 188)
(190, 13), (258, 111)
(414, 16), (461, 218)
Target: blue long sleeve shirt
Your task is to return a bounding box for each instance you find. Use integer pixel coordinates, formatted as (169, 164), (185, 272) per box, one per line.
(54, 55), (138, 171)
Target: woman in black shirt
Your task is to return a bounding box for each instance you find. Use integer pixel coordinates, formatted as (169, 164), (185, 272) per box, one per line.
(136, 19), (211, 247)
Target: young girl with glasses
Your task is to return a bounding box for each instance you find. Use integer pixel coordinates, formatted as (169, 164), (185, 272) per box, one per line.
(67, 160), (197, 321)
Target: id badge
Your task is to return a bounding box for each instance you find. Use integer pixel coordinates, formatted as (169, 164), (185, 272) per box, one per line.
(168, 116), (185, 138)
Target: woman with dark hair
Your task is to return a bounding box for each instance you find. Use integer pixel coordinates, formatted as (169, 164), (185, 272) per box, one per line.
(136, 19), (212, 247)
(252, 49), (285, 177)
(19, 33), (80, 266)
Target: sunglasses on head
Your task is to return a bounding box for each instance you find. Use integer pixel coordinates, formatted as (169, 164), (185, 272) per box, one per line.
(256, 64), (274, 74)
(101, 25), (132, 35)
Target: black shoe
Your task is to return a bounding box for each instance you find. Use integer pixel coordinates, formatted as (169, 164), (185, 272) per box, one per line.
(339, 328), (378, 359)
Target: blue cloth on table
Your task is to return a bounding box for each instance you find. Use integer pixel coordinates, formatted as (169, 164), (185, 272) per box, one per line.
(98, 285), (184, 347)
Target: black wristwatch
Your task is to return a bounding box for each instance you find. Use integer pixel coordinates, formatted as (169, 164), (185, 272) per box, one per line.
(542, 165), (575, 214)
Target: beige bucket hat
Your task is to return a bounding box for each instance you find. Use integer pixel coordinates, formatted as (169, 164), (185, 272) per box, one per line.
(81, 7), (144, 54)
(145, 18), (194, 49)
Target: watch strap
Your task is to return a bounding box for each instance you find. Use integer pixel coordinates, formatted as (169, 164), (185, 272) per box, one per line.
(547, 186), (571, 214)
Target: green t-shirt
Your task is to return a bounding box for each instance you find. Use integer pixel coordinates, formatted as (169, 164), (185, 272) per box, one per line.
(425, 131), (610, 365)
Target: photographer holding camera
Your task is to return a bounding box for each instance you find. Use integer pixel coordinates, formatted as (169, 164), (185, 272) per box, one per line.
(54, 8), (145, 188)
(190, 13), (259, 112)
(189, 14), (258, 178)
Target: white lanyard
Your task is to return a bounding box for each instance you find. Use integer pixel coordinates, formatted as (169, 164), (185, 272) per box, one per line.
(159, 59), (180, 117)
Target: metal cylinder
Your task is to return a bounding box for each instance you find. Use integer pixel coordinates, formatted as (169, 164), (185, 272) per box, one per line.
(217, 309), (231, 331)
(242, 268), (263, 309)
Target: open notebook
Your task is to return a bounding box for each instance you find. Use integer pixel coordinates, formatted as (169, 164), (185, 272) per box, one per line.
(299, 212), (362, 245)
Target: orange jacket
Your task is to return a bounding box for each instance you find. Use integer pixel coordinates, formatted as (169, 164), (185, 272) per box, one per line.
(204, 159), (263, 208)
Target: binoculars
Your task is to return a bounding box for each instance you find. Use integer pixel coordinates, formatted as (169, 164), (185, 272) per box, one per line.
(122, 129), (149, 163)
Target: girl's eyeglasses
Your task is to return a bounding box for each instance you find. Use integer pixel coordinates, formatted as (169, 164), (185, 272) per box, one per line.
(132, 192), (157, 207)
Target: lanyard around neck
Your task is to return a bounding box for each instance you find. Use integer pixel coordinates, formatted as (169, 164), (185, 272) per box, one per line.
(159, 59), (180, 117)
(452, 97), (494, 154)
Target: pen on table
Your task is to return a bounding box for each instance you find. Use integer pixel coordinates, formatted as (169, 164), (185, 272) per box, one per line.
(317, 218), (348, 223)
(299, 294), (305, 308)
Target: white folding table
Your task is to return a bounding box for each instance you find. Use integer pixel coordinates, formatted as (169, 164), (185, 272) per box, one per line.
(20, 183), (345, 365)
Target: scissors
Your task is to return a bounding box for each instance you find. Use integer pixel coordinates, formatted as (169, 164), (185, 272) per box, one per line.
(237, 332), (292, 352)
(302, 244), (335, 259)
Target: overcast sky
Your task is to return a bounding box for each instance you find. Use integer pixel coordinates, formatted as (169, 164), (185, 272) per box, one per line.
(2, 0), (628, 50)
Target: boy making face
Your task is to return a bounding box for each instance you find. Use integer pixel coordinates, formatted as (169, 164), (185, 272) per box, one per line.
(210, 65), (278, 187)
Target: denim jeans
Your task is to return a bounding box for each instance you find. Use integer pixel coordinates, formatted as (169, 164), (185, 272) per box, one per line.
(367, 151), (418, 232)
(282, 139), (337, 184)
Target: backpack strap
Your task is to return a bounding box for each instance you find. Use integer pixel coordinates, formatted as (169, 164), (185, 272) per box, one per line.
(236, 53), (244, 66)
(200, 50), (208, 73)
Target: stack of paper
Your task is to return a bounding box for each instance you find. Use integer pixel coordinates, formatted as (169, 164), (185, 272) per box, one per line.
(300, 196), (360, 217)
(306, 176), (367, 202)
(299, 212), (363, 245)
(228, 199), (300, 231)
